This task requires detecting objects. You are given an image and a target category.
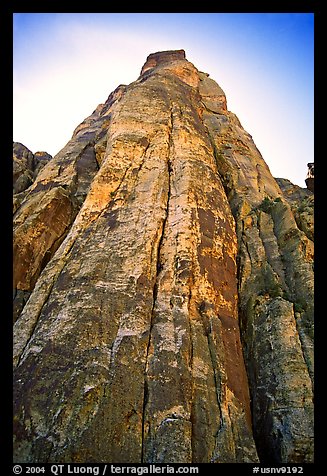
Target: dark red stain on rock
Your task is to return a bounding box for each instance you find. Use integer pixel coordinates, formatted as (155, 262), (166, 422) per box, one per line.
(13, 190), (74, 291)
(197, 207), (236, 295)
(196, 205), (252, 429)
(219, 312), (253, 430)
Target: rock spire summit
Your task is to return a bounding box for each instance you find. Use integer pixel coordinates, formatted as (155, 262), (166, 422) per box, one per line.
(140, 49), (186, 75)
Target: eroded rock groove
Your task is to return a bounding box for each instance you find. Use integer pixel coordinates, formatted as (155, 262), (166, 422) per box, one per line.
(13, 50), (313, 464)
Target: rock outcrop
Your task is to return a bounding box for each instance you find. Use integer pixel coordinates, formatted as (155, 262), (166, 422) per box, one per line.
(13, 143), (52, 212)
(13, 144), (53, 320)
(13, 50), (314, 464)
(276, 178), (314, 242)
(13, 142), (52, 194)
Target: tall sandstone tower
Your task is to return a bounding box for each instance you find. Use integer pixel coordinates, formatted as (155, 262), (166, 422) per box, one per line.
(13, 50), (314, 464)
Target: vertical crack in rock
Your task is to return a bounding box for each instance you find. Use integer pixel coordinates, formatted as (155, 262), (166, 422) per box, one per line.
(13, 127), (114, 324)
(198, 304), (224, 440)
(13, 234), (79, 367)
(13, 50), (313, 464)
(15, 278), (56, 368)
(269, 204), (314, 388)
(141, 107), (173, 462)
(204, 105), (313, 463)
(14, 129), (152, 367)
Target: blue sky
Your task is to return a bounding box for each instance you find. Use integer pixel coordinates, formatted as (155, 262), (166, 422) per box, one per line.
(13, 13), (314, 187)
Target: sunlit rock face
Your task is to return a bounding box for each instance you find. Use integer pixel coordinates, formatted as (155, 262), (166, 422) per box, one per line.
(140, 49), (186, 74)
(13, 50), (313, 464)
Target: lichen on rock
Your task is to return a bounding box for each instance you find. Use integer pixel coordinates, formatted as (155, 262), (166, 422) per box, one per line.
(13, 50), (313, 464)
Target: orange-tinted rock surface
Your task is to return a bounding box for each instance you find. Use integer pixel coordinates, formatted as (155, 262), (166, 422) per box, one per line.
(13, 50), (313, 464)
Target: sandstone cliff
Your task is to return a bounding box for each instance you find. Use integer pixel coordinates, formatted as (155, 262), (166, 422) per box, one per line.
(13, 50), (314, 464)
(13, 143), (53, 321)
(276, 178), (314, 242)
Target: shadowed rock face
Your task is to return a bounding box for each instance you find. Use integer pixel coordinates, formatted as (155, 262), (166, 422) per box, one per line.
(276, 178), (314, 242)
(13, 143), (52, 195)
(13, 144), (54, 321)
(13, 51), (313, 464)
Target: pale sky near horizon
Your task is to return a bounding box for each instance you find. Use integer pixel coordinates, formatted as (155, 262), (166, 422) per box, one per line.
(13, 13), (314, 187)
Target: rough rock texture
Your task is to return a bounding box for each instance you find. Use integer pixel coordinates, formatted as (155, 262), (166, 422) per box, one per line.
(276, 178), (314, 242)
(12, 87), (123, 322)
(13, 144), (53, 320)
(13, 143), (52, 213)
(13, 50), (313, 464)
(13, 143), (52, 194)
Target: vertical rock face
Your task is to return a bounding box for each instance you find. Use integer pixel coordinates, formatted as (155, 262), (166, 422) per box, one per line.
(13, 144), (53, 321)
(275, 178), (314, 242)
(13, 50), (313, 464)
(13, 143), (52, 195)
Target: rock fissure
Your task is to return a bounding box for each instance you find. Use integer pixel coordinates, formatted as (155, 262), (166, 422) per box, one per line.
(13, 50), (313, 464)
(15, 272), (57, 368)
(13, 230), (80, 368)
(201, 84), (313, 463)
(202, 310), (225, 453)
(255, 163), (262, 194)
(269, 205), (314, 389)
(141, 108), (173, 462)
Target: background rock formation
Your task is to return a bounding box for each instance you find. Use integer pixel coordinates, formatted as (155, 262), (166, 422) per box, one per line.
(13, 50), (314, 464)
(276, 178), (314, 242)
(13, 143), (53, 321)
